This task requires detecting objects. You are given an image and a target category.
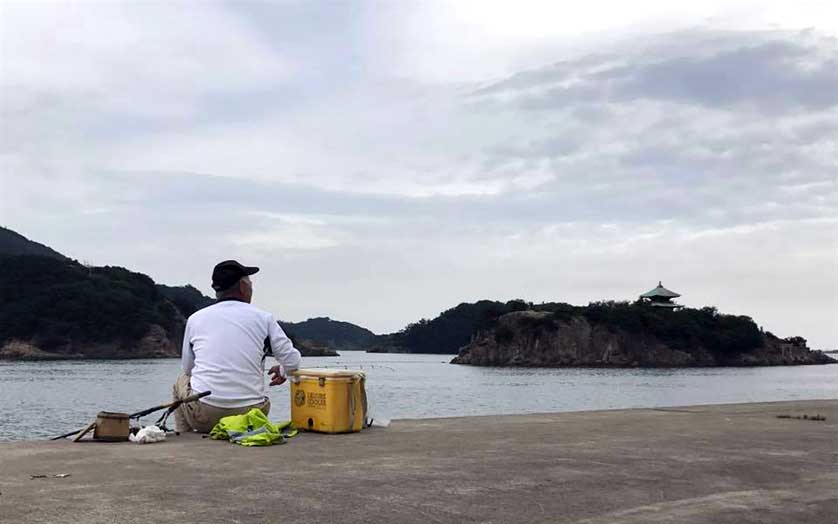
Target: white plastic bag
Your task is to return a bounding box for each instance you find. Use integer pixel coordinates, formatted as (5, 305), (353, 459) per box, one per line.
(370, 416), (391, 428)
(129, 426), (166, 444)
(364, 390), (391, 428)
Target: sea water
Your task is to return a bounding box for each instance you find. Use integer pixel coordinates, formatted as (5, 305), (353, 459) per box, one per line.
(1, 352), (836, 440)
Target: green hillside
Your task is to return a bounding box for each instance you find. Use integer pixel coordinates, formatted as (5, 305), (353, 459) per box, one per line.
(0, 255), (184, 358)
(0, 227), (68, 260)
(377, 299), (771, 356)
(378, 299), (533, 354)
(157, 284), (214, 317)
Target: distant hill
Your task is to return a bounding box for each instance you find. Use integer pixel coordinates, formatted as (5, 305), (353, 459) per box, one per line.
(280, 317), (377, 350)
(0, 226), (68, 260)
(372, 300), (534, 354)
(0, 251), (341, 360)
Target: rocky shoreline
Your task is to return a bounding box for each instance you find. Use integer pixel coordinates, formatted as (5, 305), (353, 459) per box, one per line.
(0, 324), (181, 361)
(452, 310), (836, 367)
(1, 327), (339, 361)
(293, 339), (340, 357)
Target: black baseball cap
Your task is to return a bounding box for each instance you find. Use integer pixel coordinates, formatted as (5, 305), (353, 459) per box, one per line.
(211, 260), (259, 291)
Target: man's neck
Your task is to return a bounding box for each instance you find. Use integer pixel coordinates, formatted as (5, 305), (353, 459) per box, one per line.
(216, 296), (249, 304)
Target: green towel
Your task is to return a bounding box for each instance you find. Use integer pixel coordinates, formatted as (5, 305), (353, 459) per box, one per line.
(210, 408), (298, 446)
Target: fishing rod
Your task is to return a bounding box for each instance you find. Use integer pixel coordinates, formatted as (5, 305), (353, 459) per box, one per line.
(50, 391), (211, 441)
(127, 391), (211, 419)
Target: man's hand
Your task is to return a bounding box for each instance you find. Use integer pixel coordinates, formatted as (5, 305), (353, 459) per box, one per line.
(268, 365), (286, 386)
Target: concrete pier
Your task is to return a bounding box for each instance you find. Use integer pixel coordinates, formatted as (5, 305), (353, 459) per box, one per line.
(1, 400), (836, 523)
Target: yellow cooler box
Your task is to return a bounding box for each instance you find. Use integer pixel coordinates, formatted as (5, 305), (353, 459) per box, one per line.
(289, 369), (368, 433)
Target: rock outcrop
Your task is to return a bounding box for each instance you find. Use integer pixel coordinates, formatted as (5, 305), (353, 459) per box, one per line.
(451, 311), (836, 367)
(1, 326), (342, 361)
(0, 340), (77, 360)
(294, 339), (340, 357)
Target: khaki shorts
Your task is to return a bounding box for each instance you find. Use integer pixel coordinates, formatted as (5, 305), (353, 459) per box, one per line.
(172, 373), (271, 433)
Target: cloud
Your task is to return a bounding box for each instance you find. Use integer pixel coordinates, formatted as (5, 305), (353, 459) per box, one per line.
(1, 2), (836, 347)
(618, 40), (838, 111)
(475, 32), (838, 113)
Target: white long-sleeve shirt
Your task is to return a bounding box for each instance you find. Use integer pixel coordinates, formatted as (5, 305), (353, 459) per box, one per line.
(181, 300), (301, 408)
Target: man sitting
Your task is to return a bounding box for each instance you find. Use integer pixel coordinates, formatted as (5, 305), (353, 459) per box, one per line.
(173, 260), (301, 433)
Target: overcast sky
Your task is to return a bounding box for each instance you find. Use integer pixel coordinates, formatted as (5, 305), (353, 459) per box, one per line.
(1, 1), (836, 348)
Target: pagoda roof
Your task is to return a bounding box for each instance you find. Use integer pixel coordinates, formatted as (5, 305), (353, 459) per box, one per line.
(639, 281), (681, 299)
(649, 302), (682, 308)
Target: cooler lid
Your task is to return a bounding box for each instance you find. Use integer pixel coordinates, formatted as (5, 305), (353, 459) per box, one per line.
(291, 368), (365, 378)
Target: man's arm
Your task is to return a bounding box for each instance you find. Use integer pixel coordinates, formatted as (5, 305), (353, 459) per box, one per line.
(267, 317), (301, 385)
(181, 319), (195, 376)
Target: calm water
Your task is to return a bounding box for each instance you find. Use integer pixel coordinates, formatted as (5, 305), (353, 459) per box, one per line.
(1, 352), (837, 441)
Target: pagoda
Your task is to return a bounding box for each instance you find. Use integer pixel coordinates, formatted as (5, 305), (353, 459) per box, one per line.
(639, 281), (682, 309)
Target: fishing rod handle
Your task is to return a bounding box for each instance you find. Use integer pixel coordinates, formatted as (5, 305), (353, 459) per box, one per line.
(179, 390), (211, 404)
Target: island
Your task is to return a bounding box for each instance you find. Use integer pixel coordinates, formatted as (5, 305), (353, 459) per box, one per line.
(451, 296), (835, 367)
